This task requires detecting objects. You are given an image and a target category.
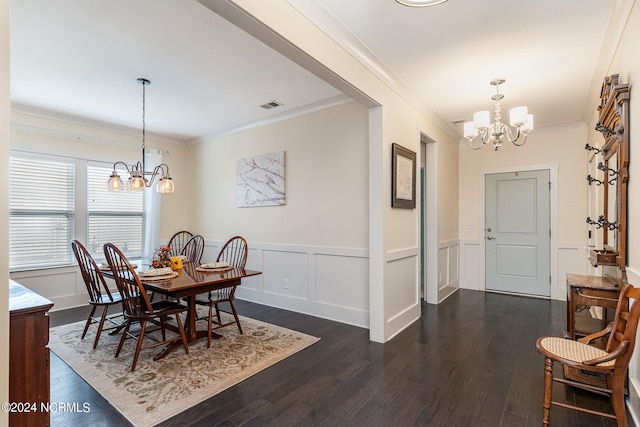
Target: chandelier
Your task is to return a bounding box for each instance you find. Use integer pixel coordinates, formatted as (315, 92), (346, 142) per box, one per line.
(463, 78), (534, 151)
(395, 0), (449, 6)
(108, 78), (174, 193)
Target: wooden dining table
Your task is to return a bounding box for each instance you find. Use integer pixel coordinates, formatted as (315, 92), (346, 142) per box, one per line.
(104, 261), (261, 359)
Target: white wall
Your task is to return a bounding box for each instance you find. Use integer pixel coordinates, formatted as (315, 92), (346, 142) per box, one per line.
(1, 0), (10, 421)
(458, 125), (590, 298)
(593, 1), (640, 422)
(189, 101), (371, 327)
(203, 0), (460, 342)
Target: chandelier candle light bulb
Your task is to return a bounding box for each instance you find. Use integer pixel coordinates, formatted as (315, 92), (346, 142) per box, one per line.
(107, 78), (175, 193)
(463, 78), (534, 151)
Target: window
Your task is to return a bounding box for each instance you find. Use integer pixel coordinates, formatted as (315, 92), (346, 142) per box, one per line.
(87, 162), (144, 261)
(9, 154), (75, 270)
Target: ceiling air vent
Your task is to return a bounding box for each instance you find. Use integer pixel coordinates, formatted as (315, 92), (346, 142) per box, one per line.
(260, 100), (283, 110)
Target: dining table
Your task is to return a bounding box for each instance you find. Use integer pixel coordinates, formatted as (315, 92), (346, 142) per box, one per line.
(103, 260), (261, 359)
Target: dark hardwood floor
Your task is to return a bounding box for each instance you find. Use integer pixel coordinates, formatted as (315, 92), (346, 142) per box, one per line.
(49, 290), (634, 426)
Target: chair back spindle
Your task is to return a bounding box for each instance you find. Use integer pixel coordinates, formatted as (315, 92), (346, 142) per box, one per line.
(168, 230), (194, 257)
(103, 243), (154, 317)
(181, 234), (205, 264)
(216, 236), (248, 269)
(72, 240), (114, 304)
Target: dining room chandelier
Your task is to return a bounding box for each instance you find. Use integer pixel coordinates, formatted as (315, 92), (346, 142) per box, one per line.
(463, 78), (534, 151)
(107, 78), (174, 193)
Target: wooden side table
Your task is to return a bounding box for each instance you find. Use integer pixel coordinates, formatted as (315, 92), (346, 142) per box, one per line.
(566, 273), (620, 340)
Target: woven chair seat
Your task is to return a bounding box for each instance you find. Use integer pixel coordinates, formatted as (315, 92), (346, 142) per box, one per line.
(538, 337), (615, 367)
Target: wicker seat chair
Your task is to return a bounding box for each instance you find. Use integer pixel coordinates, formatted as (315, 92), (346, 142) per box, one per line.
(536, 283), (640, 426)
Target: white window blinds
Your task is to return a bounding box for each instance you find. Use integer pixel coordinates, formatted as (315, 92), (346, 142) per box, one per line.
(87, 163), (144, 261)
(10, 155), (75, 269)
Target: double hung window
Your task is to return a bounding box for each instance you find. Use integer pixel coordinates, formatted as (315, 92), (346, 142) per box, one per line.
(87, 162), (144, 261)
(9, 154), (75, 270)
(9, 153), (145, 270)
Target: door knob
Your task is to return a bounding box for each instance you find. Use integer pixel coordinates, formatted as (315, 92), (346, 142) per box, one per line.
(487, 236), (495, 240)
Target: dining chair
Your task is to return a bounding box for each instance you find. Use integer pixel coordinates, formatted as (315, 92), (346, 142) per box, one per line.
(180, 234), (205, 264)
(196, 236), (248, 347)
(71, 240), (125, 349)
(536, 283), (640, 426)
(168, 230), (193, 257)
(103, 243), (189, 371)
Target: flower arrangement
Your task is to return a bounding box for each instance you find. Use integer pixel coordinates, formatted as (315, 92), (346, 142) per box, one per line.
(151, 245), (172, 268)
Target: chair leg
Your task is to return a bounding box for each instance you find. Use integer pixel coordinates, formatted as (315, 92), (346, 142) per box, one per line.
(215, 303), (221, 324)
(115, 320), (131, 358)
(543, 357), (553, 426)
(207, 304), (213, 348)
(610, 372), (628, 427)
(92, 306), (110, 349)
(131, 320), (147, 372)
(81, 305), (98, 339)
(160, 317), (166, 341)
(229, 300), (243, 334)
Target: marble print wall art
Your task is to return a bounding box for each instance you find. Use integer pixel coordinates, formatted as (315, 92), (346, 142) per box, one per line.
(236, 151), (285, 207)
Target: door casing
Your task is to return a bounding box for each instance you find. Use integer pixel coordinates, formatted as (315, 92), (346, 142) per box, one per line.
(477, 164), (559, 300)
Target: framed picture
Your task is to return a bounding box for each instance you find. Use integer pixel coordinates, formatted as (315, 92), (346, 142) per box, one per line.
(391, 143), (416, 209)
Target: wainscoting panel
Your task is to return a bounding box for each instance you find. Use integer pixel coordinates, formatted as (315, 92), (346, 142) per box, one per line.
(11, 267), (87, 310)
(459, 239), (589, 301)
(261, 249), (309, 300)
(314, 254), (369, 311)
(230, 241), (370, 328)
(460, 239), (480, 290)
(385, 246), (420, 340)
(557, 242), (588, 301)
(438, 240), (460, 302)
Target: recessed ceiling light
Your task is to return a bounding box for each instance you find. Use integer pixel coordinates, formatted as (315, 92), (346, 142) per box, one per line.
(395, 0), (449, 7)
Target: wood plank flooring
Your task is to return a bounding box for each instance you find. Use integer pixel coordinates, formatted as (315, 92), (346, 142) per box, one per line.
(49, 290), (634, 426)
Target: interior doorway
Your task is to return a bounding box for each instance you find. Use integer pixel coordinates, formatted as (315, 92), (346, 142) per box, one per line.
(420, 133), (437, 304)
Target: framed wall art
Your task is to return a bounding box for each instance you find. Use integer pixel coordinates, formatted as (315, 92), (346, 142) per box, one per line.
(236, 151), (285, 207)
(391, 143), (416, 209)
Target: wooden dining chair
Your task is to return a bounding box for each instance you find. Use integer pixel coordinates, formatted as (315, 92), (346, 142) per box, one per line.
(536, 283), (640, 426)
(196, 236), (248, 347)
(180, 234), (205, 264)
(103, 243), (189, 371)
(71, 240), (125, 349)
(168, 230), (193, 257)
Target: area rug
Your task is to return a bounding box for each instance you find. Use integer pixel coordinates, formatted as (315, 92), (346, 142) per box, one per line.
(49, 310), (319, 427)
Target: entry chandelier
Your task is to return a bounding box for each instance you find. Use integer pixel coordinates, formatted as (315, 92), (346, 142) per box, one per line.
(463, 78), (534, 151)
(395, 0), (449, 6)
(108, 78), (174, 193)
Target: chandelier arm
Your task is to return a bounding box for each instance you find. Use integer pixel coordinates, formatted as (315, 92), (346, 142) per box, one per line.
(111, 161), (133, 174)
(479, 128), (490, 145)
(511, 134), (527, 147)
(468, 138), (485, 150)
(145, 164), (171, 187)
(508, 126), (528, 146)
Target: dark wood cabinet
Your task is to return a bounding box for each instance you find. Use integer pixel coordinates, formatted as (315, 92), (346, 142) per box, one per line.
(9, 280), (54, 427)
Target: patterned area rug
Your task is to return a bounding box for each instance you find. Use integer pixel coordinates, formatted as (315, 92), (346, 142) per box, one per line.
(49, 310), (319, 426)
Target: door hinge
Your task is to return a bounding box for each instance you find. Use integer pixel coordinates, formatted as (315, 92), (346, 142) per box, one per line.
(549, 181), (551, 189)
(550, 275), (552, 284)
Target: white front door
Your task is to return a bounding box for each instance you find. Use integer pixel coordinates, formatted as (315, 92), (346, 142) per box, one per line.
(485, 170), (550, 296)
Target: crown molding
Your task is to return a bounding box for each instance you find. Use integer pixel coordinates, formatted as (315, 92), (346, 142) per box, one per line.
(11, 102), (186, 145)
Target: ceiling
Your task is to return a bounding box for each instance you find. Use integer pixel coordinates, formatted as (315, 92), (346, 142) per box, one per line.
(10, 0), (628, 144)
